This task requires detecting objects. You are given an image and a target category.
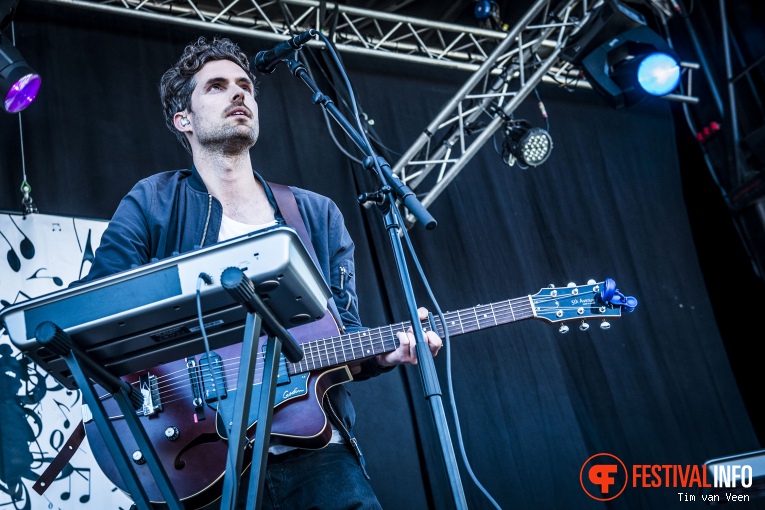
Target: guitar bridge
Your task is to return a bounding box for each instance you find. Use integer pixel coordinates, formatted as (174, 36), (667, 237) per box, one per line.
(139, 373), (162, 416)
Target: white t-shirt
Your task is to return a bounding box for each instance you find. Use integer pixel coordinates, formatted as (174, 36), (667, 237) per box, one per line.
(218, 214), (277, 241)
(217, 214), (345, 454)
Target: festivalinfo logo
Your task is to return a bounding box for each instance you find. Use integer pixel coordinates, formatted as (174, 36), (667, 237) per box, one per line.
(580, 453), (754, 503)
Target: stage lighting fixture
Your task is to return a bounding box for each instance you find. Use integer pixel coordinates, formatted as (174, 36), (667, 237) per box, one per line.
(502, 120), (553, 168)
(474, 1), (498, 20)
(0, 33), (40, 113)
(561, 0), (680, 108)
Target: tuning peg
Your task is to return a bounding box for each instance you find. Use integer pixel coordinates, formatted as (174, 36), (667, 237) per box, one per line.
(587, 279), (596, 285)
(559, 324), (569, 334)
(567, 282), (576, 287)
(601, 278), (617, 302)
(600, 320), (611, 330)
(579, 321), (590, 331)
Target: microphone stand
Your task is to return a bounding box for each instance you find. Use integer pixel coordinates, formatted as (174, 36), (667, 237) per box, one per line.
(283, 55), (468, 510)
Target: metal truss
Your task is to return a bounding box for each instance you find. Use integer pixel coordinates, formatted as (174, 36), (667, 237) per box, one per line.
(36, 0), (699, 227)
(36, 0), (514, 71)
(391, 0), (587, 224)
(388, 0), (699, 226)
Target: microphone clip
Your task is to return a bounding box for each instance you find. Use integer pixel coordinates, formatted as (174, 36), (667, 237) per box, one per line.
(358, 186), (392, 206)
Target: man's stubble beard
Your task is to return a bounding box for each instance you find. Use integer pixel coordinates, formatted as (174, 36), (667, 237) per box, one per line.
(198, 122), (260, 156)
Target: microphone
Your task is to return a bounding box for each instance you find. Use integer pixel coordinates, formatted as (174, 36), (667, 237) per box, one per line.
(253, 30), (316, 75)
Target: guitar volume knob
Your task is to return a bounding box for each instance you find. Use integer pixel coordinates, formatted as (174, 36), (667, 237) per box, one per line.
(165, 426), (180, 441)
(132, 451), (146, 465)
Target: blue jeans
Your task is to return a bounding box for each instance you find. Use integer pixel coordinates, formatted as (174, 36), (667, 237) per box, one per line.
(237, 444), (383, 510)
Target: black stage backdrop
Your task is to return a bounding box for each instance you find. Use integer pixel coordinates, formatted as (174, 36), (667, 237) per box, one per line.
(1, 3), (763, 509)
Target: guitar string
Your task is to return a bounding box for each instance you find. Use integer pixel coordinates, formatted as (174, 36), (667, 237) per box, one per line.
(139, 302), (568, 407)
(133, 297), (584, 409)
(144, 302), (490, 394)
(137, 314), (477, 408)
(148, 292), (540, 388)
(132, 292), (602, 410)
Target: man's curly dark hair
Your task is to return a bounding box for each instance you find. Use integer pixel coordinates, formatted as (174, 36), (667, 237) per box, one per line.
(160, 36), (258, 153)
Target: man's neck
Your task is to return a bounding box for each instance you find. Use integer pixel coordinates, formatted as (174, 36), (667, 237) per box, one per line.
(193, 152), (273, 225)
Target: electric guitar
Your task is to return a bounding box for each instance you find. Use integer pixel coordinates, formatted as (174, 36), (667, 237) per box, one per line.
(84, 278), (636, 508)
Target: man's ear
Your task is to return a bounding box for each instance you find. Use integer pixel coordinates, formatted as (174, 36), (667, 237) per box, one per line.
(174, 112), (191, 131)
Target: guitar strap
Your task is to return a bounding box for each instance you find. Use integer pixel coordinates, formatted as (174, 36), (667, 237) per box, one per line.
(268, 181), (345, 334)
(33, 182), (346, 495)
(33, 419), (85, 495)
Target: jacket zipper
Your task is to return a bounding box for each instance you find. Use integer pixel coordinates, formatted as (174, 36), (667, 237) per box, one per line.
(200, 194), (213, 247)
(325, 395), (370, 478)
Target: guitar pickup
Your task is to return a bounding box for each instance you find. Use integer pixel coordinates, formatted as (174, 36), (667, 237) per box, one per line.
(200, 351), (228, 403)
(186, 357), (205, 421)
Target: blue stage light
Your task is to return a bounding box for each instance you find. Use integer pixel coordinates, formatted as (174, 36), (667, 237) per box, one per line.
(637, 52), (681, 96)
(561, 0), (682, 108)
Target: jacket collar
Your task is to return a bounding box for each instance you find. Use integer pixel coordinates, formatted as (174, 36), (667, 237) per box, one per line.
(188, 164), (285, 224)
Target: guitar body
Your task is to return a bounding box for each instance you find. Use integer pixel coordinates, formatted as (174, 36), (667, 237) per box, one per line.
(84, 313), (349, 509)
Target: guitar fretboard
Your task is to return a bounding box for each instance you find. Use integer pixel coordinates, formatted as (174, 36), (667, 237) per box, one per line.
(287, 295), (536, 375)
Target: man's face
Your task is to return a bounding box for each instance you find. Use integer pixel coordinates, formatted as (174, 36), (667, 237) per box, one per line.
(187, 59), (259, 154)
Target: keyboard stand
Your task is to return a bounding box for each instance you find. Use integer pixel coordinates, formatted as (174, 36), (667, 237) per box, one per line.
(218, 267), (304, 510)
(35, 321), (184, 510)
(0, 226), (325, 507)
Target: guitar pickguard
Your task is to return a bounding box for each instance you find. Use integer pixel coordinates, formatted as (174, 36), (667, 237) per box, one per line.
(214, 372), (311, 439)
(275, 373), (309, 404)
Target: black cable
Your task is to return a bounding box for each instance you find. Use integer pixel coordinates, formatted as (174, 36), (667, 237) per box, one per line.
(302, 33), (404, 164)
(299, 52), (366, 165)
(391, 204), (503, 510)
(312, 31), (504, 508)
(195, 273), (226, 427)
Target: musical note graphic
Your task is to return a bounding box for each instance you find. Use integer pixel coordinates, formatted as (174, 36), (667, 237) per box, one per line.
(2, 213), (128, 508)
(9, 215), (35, 260)
(60, 467), (91, 504)
(1, 290), (34, 309)
(78, 230), (95, 280)
(26, 268), (63, 287)
(1, 291), (33, 336)
(49, 429), (65, 453)
(0, 229), (21, 272)
(51, 399), (71, 429)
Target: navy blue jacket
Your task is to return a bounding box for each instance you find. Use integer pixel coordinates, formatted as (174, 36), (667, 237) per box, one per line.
(79, 166), (390, 472)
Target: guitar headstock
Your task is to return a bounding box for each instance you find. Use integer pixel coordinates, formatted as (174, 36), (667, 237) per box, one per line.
(532, 278), (637, 333)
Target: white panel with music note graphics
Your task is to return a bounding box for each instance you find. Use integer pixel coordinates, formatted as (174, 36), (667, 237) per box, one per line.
(0, 212), (133, 510)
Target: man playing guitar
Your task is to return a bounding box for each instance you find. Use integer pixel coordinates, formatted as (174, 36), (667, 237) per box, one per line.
(78, 36), (443, 509)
